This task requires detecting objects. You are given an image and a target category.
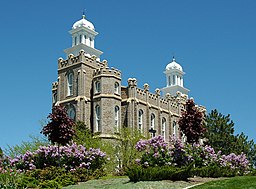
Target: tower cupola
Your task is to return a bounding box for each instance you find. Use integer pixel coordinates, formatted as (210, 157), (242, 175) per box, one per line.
(161, 57), (189, 96)
(64, 14), (103, 60)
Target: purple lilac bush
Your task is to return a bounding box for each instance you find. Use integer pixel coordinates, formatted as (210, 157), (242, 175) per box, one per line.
(10, 143), (106, 172)
(135, 135), (172, 167)
(135, 135), (250, 173)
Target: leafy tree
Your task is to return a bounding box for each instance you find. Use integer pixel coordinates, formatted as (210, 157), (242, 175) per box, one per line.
(178, 99), (206, 144)
(41, 105), (75, 146)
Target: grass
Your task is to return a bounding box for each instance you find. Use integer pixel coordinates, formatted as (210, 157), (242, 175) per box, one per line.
(191, 176), (256, 189)
(63, 176), (194, 189)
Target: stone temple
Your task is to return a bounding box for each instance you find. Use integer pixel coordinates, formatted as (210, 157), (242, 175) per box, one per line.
(52, 14), (202, 140)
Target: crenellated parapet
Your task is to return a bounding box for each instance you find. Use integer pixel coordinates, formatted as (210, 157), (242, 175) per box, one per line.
(52, 81), (58, 91)
(93, 64), (121, 79)
(58, 50), (105, 70)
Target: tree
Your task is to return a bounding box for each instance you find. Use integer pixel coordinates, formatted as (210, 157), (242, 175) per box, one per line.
(41, 105), (75, 146)
(178, 99), (206, 144)
(204, 109), (237, 155)
(204, 109), (256, 166)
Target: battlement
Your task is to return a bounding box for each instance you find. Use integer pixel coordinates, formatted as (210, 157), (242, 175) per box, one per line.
(93, 65), (121, 78)
(52, 81), (58, 90)
(58, 50), (105, 70)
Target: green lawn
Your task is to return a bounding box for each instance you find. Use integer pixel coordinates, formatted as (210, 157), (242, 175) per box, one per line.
(63, 176), (194, 189)
(191, 176), (256, 189)
(63, 176), (256, 189)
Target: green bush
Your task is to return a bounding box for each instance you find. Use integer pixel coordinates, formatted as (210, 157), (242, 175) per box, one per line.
(126, 164), (193, 182)
(191, 165), (238, 178)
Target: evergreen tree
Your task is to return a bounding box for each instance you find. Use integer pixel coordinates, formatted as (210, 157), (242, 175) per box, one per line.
(178, 99), (206, 144)
(41, 105), (75, 146)
(204, 109), (236, 155)
(204, 109), (256, 166)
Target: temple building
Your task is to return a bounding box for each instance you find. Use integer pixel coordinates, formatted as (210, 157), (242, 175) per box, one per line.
(52, 14), (202, 140)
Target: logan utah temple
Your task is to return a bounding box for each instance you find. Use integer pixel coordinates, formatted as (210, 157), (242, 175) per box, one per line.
(52, 14), (202, 141)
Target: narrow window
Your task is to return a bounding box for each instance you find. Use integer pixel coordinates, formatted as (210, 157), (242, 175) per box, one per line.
(53, 93), (57, 104)
(168, 76), (171, 86)
(79, 35), (82, 43)
(138, 110), (143, 133)
(150, 114), (155, 138)
(89, 37), (92, 46)
(173, 75), (176, 85)
(173, 121), (177, 136)
(67, 73), (73, 96)
(67, 107), (76, 120)
(74, 36), (77, 45)
(162, 118), (166, 140)
(115, 106), (120, 132)
(114, 82), (119, 94)
(95, 105), (101, 132)
(95, 81), (101, 93)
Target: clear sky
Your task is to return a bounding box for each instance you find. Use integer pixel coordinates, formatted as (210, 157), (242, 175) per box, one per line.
(0, 0), (256, 149)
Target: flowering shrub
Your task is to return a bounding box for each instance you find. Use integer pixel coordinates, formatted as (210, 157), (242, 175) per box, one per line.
(135, 135), (250, 174)
(135, 135), (172, 167)
(10, 143), (106, 173)
(0, 155), (20, 188)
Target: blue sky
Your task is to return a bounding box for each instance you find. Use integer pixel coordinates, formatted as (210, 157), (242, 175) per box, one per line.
(0, 0), (256, 149)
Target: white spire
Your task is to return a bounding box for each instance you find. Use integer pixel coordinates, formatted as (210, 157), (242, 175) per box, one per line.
(161, 57), (189, 96)
(63, 14), (103, 59)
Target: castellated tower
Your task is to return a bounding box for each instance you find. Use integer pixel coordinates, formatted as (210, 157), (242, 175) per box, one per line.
(92, 63), (122, 137)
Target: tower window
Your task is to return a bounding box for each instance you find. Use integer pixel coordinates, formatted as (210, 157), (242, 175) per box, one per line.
(115, 106), (120, 132)
(173, 75), (176, 85)
(95, 81), (101, 93)
(67, 72), (73, 96)
(168, 76), (171, 86)
(150, 113), (155, 138)
(173, 121), (177, 136)
(74, 36), (77, 45)
(79, 35), (82, 43)
(67, 106), (76, 120)
(162, 118), (166, 140)
(138, 109), (143, 133)
(95, 105), (101, 132)
(114, 82), (119, 94)
(89, 37), (92, 46)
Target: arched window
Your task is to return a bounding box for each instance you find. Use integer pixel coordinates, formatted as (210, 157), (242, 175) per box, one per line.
(168, 76), (171, 86)
(67, 106), (76, 120)
(95, 105), (101, 132)
(173, 75), (176, 85)
(67, 72), (73, 96)
(173, 121), (177, 136)
(79, 35), (82, 43)
(74, 36), (77, 45)
(138, 110), (143, 133)
(150, 113), (155, 138)
(114, 82), (119, 94)
(162, 118), (166, 140)
(115, 106), (120, 132)
(95, 81), (101, 93)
